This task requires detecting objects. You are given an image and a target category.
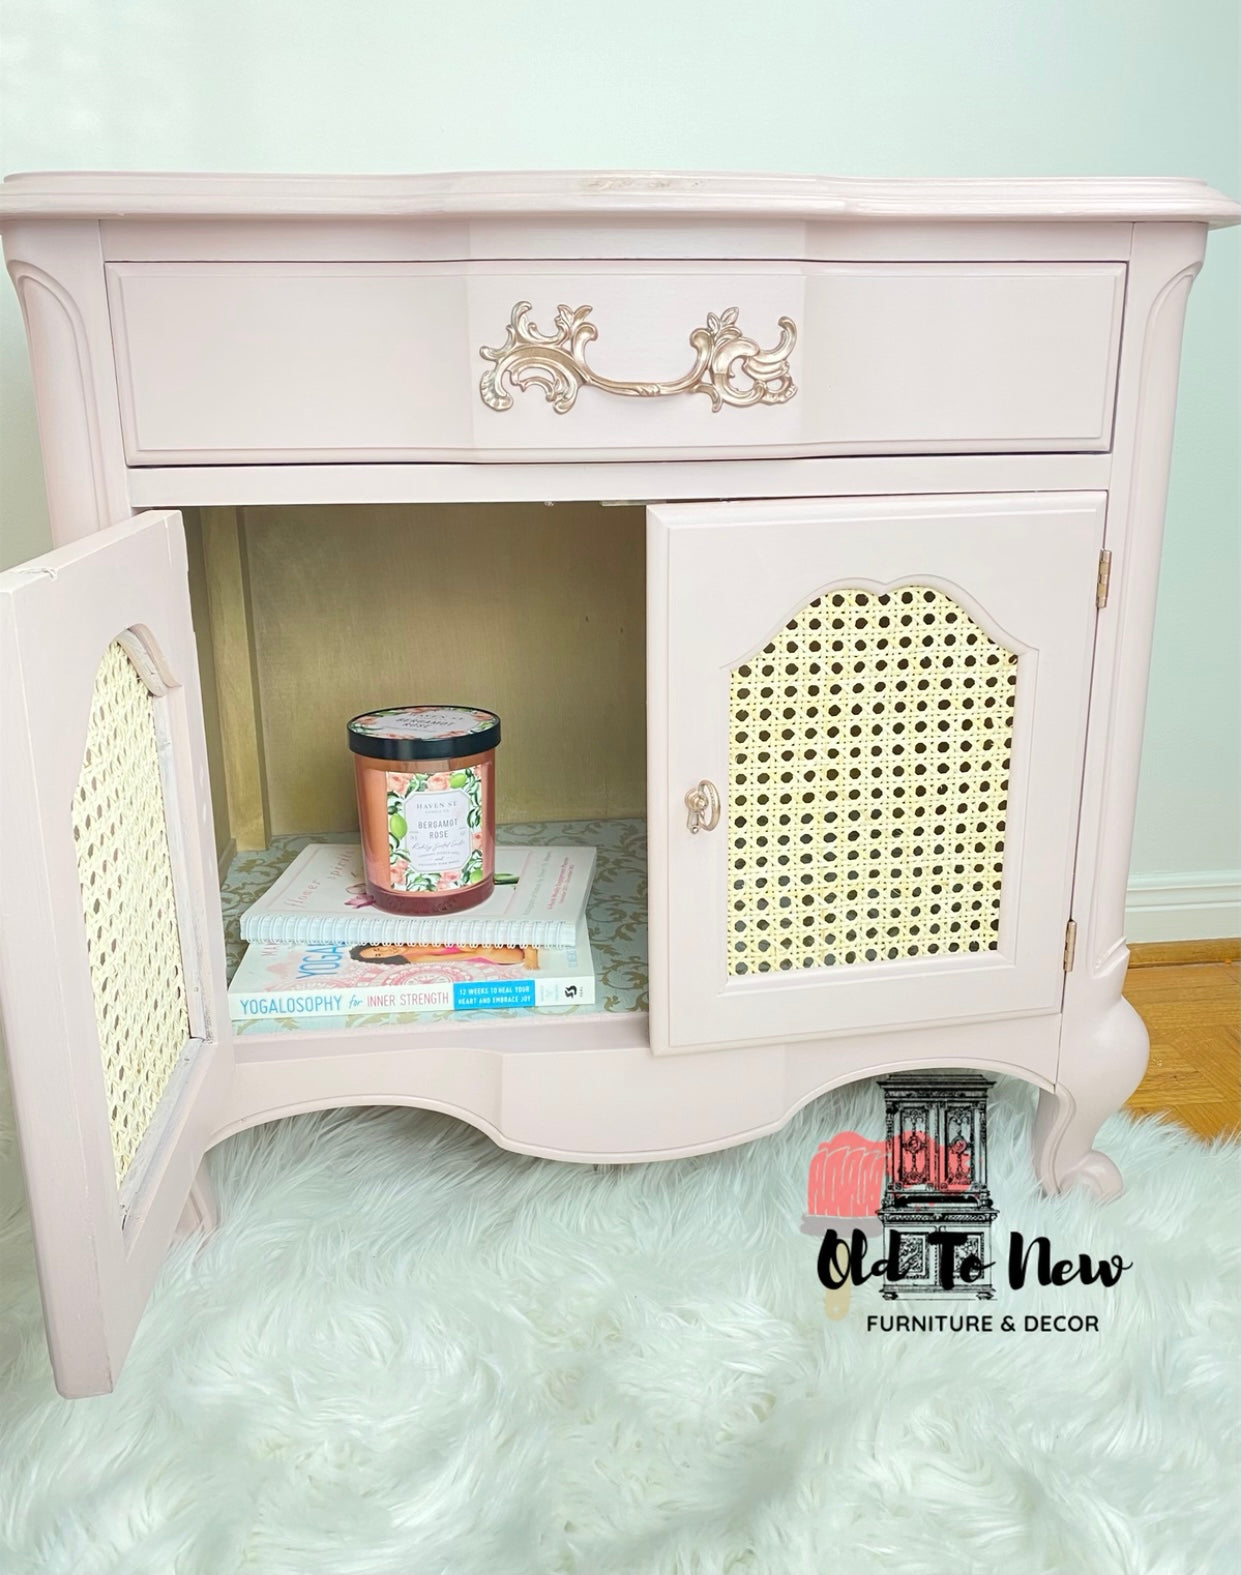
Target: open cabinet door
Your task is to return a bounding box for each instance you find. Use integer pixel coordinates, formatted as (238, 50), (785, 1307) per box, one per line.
(0, 510), (232, 1396)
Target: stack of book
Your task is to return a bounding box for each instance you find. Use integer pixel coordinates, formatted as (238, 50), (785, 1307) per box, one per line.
(228, 842), (597, 1022)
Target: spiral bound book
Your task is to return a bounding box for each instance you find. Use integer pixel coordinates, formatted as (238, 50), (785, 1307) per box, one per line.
(239, 842), (596, 950)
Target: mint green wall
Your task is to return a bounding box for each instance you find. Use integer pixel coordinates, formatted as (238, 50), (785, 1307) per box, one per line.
(1, 0), (1236, 902)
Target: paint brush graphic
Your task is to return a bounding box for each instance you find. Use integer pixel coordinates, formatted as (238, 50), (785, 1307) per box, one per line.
(802, 1132), (886, 1319)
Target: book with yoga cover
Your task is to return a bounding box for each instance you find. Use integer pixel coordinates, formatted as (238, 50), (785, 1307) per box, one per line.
(228, 919), (597, 1020)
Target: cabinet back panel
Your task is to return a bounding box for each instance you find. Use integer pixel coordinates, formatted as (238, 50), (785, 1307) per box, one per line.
(241, 503), (646, 834)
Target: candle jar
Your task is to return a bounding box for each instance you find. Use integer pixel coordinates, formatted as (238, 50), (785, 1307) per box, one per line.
(347, 705), (501, 915)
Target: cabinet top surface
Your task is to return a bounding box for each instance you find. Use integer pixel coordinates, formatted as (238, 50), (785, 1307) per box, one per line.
(1, 169), (1238, 225)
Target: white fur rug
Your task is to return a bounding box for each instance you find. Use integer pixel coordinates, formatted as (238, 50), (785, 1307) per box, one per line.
(0, 1069), (1236, 1575)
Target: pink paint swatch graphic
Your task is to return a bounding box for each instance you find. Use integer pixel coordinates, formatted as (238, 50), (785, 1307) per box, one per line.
(801, 1132), (886, 1238)
(801, 1128), (974, 1237)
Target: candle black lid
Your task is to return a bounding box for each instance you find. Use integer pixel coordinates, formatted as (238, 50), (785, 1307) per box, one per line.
(347, 705), (501, 761)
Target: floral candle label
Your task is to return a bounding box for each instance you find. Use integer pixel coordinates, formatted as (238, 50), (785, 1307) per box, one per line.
(385, 765), (491, 893)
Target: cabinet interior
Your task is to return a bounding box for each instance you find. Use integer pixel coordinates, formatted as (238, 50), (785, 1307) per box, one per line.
(185, 502), (647, 848)
(182, 501), (649, 1017)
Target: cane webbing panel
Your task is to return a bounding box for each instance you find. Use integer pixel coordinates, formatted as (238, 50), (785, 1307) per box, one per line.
(72, 640), (191, 1185)
(727, 586), (1017, 976)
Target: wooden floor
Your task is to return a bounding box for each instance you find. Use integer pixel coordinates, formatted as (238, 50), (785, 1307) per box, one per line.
(1123, 941), (1239, 1140)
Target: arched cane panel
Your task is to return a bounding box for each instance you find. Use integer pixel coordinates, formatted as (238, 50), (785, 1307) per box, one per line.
(727, 585), (1018, 977)
(71, 639), (191, 1185)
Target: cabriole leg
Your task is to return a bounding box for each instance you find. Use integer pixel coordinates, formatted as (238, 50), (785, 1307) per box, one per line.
(1033, 984), (1149, 1201)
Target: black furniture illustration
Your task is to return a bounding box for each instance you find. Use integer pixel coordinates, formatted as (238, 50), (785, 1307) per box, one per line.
(878, 1071), (997, 1300)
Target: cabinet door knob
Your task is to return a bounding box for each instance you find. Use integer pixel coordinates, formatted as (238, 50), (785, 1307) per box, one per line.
(685, 780), (721, 834)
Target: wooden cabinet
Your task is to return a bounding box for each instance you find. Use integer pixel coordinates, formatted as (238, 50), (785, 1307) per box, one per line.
(0, 171), (1236, 1396)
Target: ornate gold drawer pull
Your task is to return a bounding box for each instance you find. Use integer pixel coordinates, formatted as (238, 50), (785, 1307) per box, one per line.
(480, 303), (797, 414)
(685, 780), (722, 835)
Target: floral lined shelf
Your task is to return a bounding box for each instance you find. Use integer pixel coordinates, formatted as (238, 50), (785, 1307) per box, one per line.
(220, 817), (647, 1035)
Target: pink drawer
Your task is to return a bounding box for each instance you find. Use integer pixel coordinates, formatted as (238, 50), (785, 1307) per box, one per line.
(106, 259), (1126, 464)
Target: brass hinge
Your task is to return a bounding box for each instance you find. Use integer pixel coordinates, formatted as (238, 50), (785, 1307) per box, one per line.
(1096, 550), (1113, 609)
(1063, 919), (1078, 972)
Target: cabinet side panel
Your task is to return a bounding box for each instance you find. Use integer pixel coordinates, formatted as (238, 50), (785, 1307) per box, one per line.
(181, 510), (234, 866)
(201, 507), (270, 852)
(4, 221), (131, 543)
(1033, 223), (1211, 1200)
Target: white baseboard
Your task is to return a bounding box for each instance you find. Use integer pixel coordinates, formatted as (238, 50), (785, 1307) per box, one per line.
(1125, 871), (1241, 944)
